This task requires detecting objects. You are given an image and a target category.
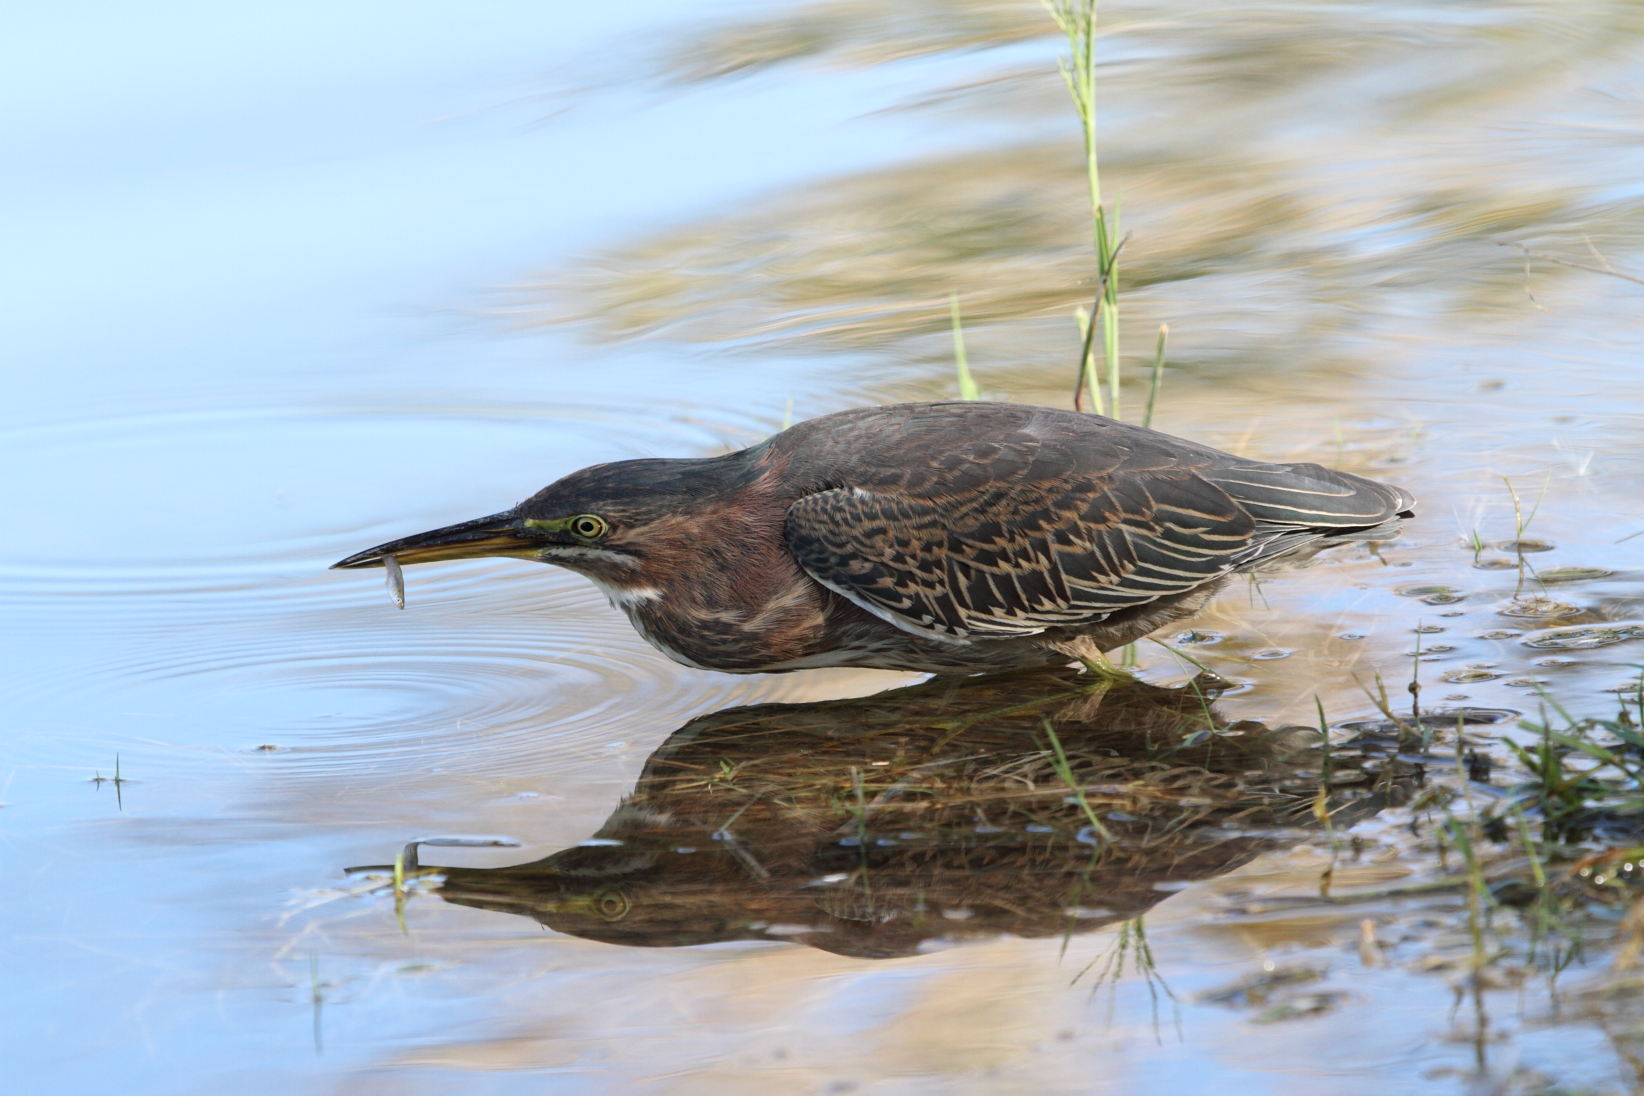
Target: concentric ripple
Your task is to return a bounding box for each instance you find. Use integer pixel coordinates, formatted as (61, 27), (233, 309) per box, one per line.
(0, 400), (799, 789)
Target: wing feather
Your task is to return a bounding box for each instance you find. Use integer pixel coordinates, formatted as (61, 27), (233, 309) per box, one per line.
(783, 418), (1410, 643)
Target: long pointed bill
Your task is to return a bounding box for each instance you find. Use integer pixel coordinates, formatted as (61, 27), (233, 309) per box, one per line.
(330, 510), (541, 569)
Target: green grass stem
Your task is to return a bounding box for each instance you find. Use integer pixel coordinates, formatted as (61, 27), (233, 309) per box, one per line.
(950, 292), (979, 400)
(1142, 323), (1167, 429)
(1046, 0), (1121, 418)
(1073, 307), (1105, 416)
(1040, 718), (1112, 845)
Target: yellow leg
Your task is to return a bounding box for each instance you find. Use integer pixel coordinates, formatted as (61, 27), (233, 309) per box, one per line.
(1078, 651), (1134, 683)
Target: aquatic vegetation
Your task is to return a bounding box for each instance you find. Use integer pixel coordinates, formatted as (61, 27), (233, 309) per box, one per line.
(1142, 323), (1167, 429)
(1043, 0), (1122, 418)
(1524, 624), (1644, 651)
(1538, 566), (1613, 584)
(948, 292), (980, 399)
(90, 754), (129, 810)
(1498, 599), (1580, 620)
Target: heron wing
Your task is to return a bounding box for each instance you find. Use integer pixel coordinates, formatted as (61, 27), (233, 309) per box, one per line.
(786, 443), (1408, 643)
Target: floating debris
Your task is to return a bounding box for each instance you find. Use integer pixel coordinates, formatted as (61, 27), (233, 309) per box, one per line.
(384, 554), (406, 610)
(1441, 668), (1501, 684)
(1337, 707), (1517, 735)
(1538, 566), (1612, 584)
(1173, 629), (1222, 645)
(1338, 632), (1366, 640)
(1412, 625), (1446, 634)
(1499, 538), (1554, 553)
(1475, 630), (1522, 640)
(1498, 598), (1578, 619)
(1522, 623), (1644, 650)
(1251, 648), (1291, 660)
(1396, 584), (1460, 599)
(1503, 677), (1549, 688)
(1406, 644), (1457, 656)
(1473, 558), (1518, 570)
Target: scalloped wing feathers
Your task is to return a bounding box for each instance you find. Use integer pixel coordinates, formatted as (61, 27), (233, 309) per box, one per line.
(783, 411), (1409, 644)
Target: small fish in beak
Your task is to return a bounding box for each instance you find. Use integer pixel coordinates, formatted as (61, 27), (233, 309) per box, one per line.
(385, 555), (406, 609)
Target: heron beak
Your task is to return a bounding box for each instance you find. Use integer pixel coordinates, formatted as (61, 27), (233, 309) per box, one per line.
(330, 509), (541, 569)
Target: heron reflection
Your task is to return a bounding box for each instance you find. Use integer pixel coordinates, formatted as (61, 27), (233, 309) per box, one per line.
(418, 670), (1422, 957)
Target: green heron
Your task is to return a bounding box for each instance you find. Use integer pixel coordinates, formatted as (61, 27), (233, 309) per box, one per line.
(332, 402), (1412, 674)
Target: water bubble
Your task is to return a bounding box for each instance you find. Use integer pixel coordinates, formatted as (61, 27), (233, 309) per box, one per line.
(1504, 677), (1548, 688)
(1252, 648), (1291, 660)
(1338, 632), (1366, 641)
(1475, 630), (1522, 640)
(1408, 644), (1457, 655)
(1533, 657), (1575, 668)
(1413, 625), (1446, 634)
(1173, 630), (1222, 645)
(1522, 623), (1644, 650)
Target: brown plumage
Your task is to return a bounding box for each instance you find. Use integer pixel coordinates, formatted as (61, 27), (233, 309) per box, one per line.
(333, 402), (1414, 674)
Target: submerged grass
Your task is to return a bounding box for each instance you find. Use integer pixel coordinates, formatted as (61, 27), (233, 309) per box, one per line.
(1074, 915), (1181, 1042)
(309, 952), (325, 1056)
(91, 753), (127, 810)
(1039, 717), (1113, 847)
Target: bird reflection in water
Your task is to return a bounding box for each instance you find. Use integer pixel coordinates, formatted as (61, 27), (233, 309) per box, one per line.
(418, 670), (1422, 958)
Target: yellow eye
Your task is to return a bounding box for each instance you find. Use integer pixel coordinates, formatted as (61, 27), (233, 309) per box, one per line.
(596, 890), (631, 921)
(570, 514), (608, 539)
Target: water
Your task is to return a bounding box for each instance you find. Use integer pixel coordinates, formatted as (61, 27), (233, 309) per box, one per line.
(6, 2), (1644, 1092)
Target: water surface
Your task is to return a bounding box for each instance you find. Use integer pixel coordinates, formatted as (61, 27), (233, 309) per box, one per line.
(6, 2), (1644, 1093)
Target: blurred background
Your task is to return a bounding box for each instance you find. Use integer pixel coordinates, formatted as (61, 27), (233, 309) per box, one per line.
(4, 2), (1644, 1093)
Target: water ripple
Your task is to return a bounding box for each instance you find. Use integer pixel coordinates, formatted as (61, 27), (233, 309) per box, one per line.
(0, 400), (798, 785)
